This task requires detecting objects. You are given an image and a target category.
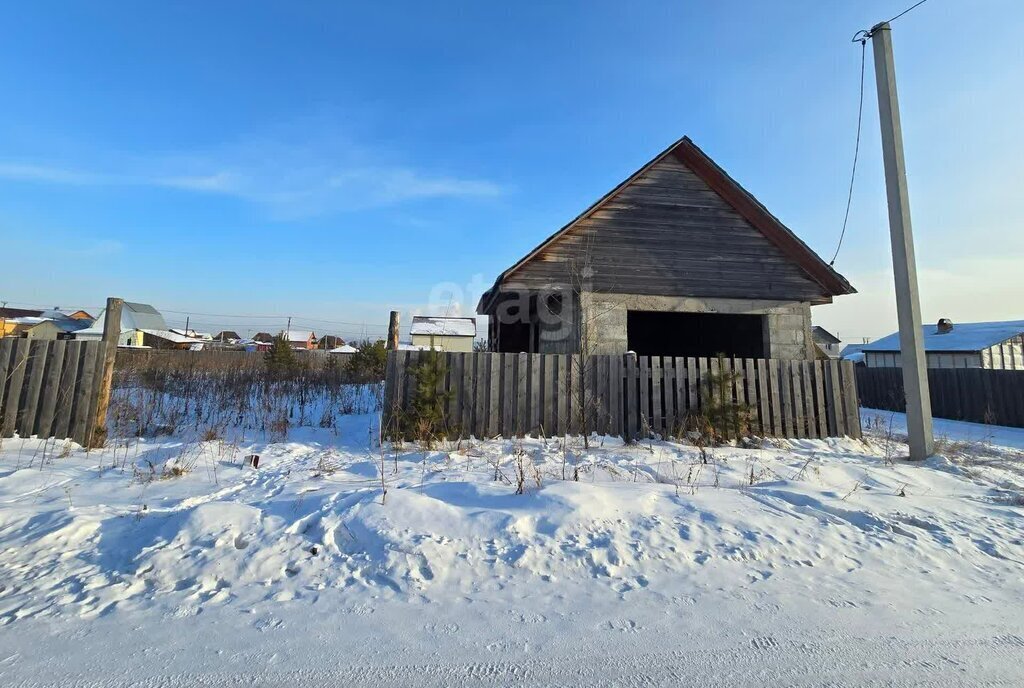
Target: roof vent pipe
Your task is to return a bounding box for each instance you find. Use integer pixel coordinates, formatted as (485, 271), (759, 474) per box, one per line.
(937, 318), (954, 334)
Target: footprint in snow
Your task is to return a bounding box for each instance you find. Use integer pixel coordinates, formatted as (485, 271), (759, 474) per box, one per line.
(424, 622), (460, 635)
(602, 619), (641, 633)
(750, 636), (780, 651)
(254, 616), (284, 632)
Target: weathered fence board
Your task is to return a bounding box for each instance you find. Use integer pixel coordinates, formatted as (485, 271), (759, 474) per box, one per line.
(35, 339), (67, 439)
(1, 339), (31, 438)
(0, 338), (108, 446)
(18, 341), (47, 436)
(856, 365), (1024, 428)
(53, 341), (83, 442)
(384, 352), (861, 441)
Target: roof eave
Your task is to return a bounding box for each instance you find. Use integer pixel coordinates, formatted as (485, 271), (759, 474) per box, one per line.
(480, 135), (857, 308)
(672, 137), (856, 298)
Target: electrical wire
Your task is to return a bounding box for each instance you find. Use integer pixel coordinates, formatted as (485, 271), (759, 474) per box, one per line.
(885, 0), (931, 26)
(831, 0), (933, 266)
(159, 308), (391, 329)
(829, 36), (867, 266)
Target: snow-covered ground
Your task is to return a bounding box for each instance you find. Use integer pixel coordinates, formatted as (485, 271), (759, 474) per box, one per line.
(1, 403), (1022, 686)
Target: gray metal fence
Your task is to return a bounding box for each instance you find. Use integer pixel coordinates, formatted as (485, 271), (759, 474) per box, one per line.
(384, 351), (861, 441)
(857, 366), (1024, 428)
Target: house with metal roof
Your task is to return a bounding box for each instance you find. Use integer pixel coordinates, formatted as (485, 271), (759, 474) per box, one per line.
(861, 318), (1024, 370)
(8, 319), (62, 340)
(282, 330), (317, 350)
(410, 316), (477, 352)
(74, 302), (194, 348)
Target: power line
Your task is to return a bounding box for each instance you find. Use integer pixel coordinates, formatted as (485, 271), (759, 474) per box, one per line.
(885, 0), (931, 26)
(829, 36), (867, 266)
(159, 308), (390, 328)
(831, 0), (933, 266)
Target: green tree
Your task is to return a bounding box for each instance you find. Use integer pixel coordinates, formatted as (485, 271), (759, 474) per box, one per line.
(264, 334), (298, 377)
(701, 353), (752, 442)
(408, 348), (452, 447)
(346, 339), (388, 382)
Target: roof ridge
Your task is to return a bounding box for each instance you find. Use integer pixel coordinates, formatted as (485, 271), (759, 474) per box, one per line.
(478, 135), (854, 313)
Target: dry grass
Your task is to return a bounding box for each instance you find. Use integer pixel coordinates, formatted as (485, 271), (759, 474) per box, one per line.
(109, 350), (383, 442)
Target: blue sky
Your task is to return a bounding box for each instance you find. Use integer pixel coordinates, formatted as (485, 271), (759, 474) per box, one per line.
(1, 1), (1021, 342)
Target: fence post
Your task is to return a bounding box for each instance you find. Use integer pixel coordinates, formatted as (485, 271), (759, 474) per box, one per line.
(88, 297), (123, 448)
(387, 311), (400, 350)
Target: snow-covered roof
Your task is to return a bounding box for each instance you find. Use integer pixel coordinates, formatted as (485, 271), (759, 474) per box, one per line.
(283, 330), (315, 342)
(38, 310), (92, 332)
(8, 313), (90, 333)
(410, 316), (476, 337)
(328, 344), (359, 354)
(139, 329), (201, 345)
(78, 301), (167, 337)
(862, 320), (1024, 354)
(397, 342), (441, 351)
(123, 302), (167, 331)
(840, 343), (866, 359)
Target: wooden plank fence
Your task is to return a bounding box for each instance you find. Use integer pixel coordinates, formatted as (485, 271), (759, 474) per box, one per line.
(0, 297), (123, 447)
(0, 338), (109, 446)
(856, 366), (1024, 428)
(384, 351), (861, 441)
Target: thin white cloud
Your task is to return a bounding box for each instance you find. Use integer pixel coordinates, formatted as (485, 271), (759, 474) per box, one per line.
(158, 171), (241, 193)
(61, 239), (124, 258)
(0, 142), (502, 218)
(0, 162), (112, 186)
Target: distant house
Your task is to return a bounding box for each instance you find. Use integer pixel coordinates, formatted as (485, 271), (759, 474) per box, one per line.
(241, 339), (273, 353)
(1, 307), (45, 337)
(2, 309), (90, 339)
(252, 332), (275, 344)
(167, 328), (213, 341)
(76, 301), (192, 349)
(10, 320), (62, 340)
(862, 319), (1024, 370)
(212, 330), (241, 343)
(282, 330), (317, 350)
(811, 326), (843, 359)
(317, 334), (346, 350)
(62, 309), (94, 321)
(38, 310), (92, 334)
(839, 343), (868, 366)
(410, 316), (477, 352)
(327, 344), (359, 354)
(476, 136), (854, 358)
(147, 330), (207, 349)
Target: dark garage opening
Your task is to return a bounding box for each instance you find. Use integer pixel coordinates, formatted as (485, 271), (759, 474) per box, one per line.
(627, 311), (766, 358)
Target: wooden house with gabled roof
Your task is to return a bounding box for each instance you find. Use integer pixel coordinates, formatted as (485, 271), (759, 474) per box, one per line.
(477, 136), (855, 359)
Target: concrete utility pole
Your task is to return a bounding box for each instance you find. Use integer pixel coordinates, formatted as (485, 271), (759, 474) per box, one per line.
(870, 21), (934, 460)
